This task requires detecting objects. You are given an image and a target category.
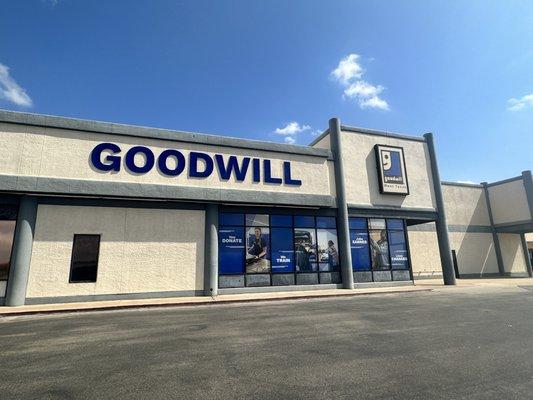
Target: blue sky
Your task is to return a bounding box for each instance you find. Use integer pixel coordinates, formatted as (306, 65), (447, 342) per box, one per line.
(0, 0), (532, 182)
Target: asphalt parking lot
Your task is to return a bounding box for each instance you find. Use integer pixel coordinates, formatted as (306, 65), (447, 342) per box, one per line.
(2, 285), (533, 400)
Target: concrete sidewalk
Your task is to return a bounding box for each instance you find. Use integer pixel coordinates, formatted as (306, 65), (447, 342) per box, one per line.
(0, 285), (431, 316)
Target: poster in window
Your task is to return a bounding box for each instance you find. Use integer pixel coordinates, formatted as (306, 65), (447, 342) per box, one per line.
(246, 226), (270, 273)
(388, 230), (409, 269)
(294, 228), (317, 272)
(369, 229), (390, 270)
(317, 229), (339, 271)
(374, 145), (409, 195)
(271, 227), (294, 273)
(350, 230), (371, 271)
(219, 227), (245, 274)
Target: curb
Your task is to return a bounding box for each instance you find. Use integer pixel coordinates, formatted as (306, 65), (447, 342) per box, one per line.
(0, 287), (433, 317)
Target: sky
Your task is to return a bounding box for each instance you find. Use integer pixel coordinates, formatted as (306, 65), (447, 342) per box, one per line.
(0, 0), (532, 183)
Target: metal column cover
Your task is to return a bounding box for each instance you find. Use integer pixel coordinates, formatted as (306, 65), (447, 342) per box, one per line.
(329, 118), (354, 289)
(520, 233), (532, 277)
(204, 204), (219, 296)
(423, 133), (456, 285)
(5, 196), (38, 306)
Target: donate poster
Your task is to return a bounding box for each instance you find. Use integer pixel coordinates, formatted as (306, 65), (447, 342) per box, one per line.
(219, 227), (245, 274)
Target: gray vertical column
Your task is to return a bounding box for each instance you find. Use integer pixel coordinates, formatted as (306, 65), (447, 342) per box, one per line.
(520, 234), (532, 277)
(481, 182), (505, 276)
(204, 203), (219, 296)
(423, 133), (456, 285)
(5, 196), (38, 306)
(329, 118), (354, 289)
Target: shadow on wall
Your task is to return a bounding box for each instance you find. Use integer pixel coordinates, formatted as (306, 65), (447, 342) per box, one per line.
(454, 195), (498, 276)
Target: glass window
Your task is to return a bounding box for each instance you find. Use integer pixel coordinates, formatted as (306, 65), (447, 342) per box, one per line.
(350, 230), (371, 270)
(294, 227), (317, 271)
(387, 219), (404, 231)
(219, 213), (243, 226)
(245, 226), (270, 273)
(70, 234), (100, 283)
(349, 217), (367, 230)
(316, 216), (336, 229)
(317, 228), (339, 271)
(368, 218), (386, 230)
(294, 215), (315, 228)
(0, 220), (15, 281)
(270, 214), (293, 227)
(245, 214), (269, 227)
(271, 227), (294, 273)
(219, 227), (245, 274)
(389, 230), (409, 269)
(369, 229), (390, 270)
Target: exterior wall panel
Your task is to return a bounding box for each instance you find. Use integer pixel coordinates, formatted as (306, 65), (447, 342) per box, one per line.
(26, 205), (205, 299)
(499, 233), (528, 274)
(488, 180), (531, 225)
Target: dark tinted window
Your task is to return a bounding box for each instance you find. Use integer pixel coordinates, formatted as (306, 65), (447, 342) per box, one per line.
(349, 218), (367, 230)
(270, 215), (293, 227)
(316, 216), (336, 229)
(219, 213), (244, 226)
(294, 215), (315, 228)
(70, 235), (100, 283)
(387, 219), (404, 231)
(0, 221), (16, 281)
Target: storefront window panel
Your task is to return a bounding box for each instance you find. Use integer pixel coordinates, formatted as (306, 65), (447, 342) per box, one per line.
(219, 213), (244, 226)
(317, 228), (340, 271)
(387, 219), (404, 231)
(369, 229), (390, 270)
(245, 214), (269, 227)
(294, 227), (317, 272)
(316, 217), (336, 229)
(270, 215), (293, 227)
(368, 218), (386, 230)
(245, 226), (270, 273)
(388, 230), (409, 269)
(219, 226), (245, 274)
(349, 217), (367, 230)
(271, 227), (294, 273)
(294, 215), (315, 228)
(350, 230), (371, 270)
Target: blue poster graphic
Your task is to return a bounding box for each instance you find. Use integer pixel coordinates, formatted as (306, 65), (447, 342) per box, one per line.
(270, 228), (294, 273)
(219, 227), (245, 274)
(350, 230), (371, 270)
(388, 230), (409, 269)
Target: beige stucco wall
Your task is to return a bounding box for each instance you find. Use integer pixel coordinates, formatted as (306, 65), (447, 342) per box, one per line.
(442, 185), (490, 226)
(26, 205), (205, 298)
(0, 123), (334, 197)
(499, 233), (528, 274)
(488, 180), (531, 225)
(408, 223), (499, 277)
(340, 131), (436, 210)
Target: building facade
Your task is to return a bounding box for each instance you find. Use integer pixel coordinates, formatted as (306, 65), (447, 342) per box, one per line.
(0, 110), (531, 306)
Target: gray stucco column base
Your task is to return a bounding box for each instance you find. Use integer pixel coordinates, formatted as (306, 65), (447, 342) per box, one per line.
(5, 196), (38, 306)
(330, 118), (354, 289)
(423, 133), (456, 285)
(204, 204), (219, 296)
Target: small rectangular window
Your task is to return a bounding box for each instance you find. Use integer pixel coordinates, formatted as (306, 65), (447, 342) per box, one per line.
(349, 217), (367, 230)
(294, 215), (315, 228)
(387, 219), (404, 231)
(219, 213), (244, 226)
(316, 216), (336, 229)
(270, 214), (293, 227)
(70, 234), (100, 283)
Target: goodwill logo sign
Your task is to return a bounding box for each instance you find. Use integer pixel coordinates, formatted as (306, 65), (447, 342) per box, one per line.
(374, 144), (409, 195)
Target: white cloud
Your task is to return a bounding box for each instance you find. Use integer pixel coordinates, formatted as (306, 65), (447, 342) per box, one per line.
(0, 63), (33, 107)
(331, 53), (389, 111)
(274, 121), (310, 135)
(507, 94), (533, 111)
(311, 129), (323, 137)
(284, 136), (296, 145)
(331, 54), (363, 85)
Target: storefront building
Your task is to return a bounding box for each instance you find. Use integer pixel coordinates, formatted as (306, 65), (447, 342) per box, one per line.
(0, 110), (531, 306)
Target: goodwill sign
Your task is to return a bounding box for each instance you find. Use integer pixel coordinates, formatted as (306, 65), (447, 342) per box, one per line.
(90, 143), (302, 186)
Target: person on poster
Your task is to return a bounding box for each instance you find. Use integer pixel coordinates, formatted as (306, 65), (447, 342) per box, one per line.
(327, 240), (339, 270)
(246, 227), (268, 272)
(370, 230), (389, 269)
